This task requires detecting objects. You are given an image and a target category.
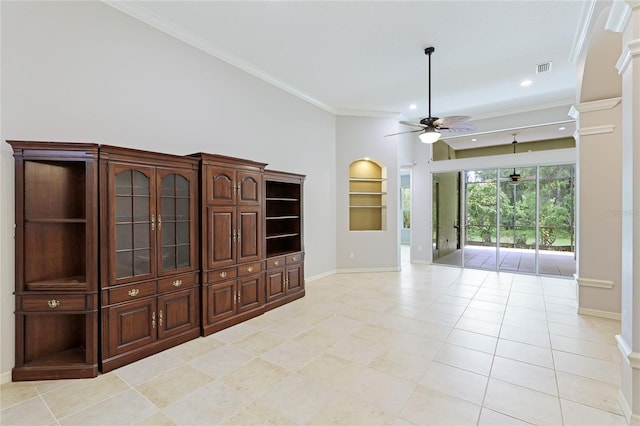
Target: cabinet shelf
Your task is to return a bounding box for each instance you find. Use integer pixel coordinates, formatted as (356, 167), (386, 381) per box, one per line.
(349, 177), (386, 182)
(24, 346), (87, 366)
(349, 205), (387, 209)
(26, 275), (86, 290)
(266, 232), (300, 240)
(26, 218), (87, 223)
(266, 197), (299, 202)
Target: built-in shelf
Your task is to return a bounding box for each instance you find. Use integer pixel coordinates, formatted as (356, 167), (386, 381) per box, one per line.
(349, 159), (387, 231)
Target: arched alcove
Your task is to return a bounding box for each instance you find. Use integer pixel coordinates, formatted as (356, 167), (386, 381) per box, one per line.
(348, 158), (387, 231)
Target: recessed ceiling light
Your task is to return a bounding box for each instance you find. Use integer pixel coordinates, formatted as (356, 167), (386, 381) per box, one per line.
(559, 126), (566, 131)
(520, 79), (533, 87)
(409, 104), (417, 110)
(471, 138), (477, 142)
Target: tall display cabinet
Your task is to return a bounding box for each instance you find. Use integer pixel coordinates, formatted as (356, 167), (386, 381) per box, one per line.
(8, 141), (99, 380)
(99, 146), (200, 372)
(194, 154), (267, 336)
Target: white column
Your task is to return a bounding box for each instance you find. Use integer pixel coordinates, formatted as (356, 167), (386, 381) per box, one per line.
(617, 1), (640, 423)
(569, 98), (623, 319)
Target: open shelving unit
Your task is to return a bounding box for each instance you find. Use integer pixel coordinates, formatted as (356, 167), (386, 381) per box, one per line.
(265, 178), (302, 257)
(349, 159), (387, 231)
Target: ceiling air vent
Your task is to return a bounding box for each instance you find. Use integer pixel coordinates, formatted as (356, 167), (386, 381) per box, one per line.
(536, 62), (552, 74)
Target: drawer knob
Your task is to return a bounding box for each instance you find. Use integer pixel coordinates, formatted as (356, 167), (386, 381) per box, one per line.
(47, 299), (60, 309)
(128, 288), (140, 297)
(292, 257), (298, 261)
(172, 279), (183, 287)
(274, 261), (280, 266)
(220, 271), (227, 278)
(247, 266), (254, 272)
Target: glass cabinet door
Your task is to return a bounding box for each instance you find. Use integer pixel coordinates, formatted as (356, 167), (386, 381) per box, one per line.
(158, 171), (193, 274)
(113, 165), (156, 283)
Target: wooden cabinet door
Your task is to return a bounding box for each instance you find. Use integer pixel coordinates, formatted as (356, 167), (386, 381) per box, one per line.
(157, 168), (197, 277)
(237, 274), (264, 314)
(207, 206), (235, 270)
(265, 268), (285, 303)
(286, 264), (304, 294)
(207, 166), (235, 205)
(237, 206), (261, 264)
(109, 163), (157, 286)
(205, 280), (236, 324)
(237, 171), (261, 205)
(106, 298), (157, 357)
(157, 288), (198, 340)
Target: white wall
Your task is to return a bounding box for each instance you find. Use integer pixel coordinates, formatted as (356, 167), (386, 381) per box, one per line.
(335, 116), (405, 271)
(0, 1), (336, 377)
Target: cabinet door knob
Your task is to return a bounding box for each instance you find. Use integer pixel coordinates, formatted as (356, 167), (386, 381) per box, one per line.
(292, 257), (298, 261)
(152, 312), (156, 329)
(219, 271), (227, 278)
(128, 288), (140, 297)
(274, 261), (280, 266)
(47, 299), (60, 309)
(247, 266), (253, 273)
(172, 279), (182, 287)
(159, 310), (163, 327)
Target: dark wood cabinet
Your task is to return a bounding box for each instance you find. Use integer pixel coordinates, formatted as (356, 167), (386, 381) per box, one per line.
(99, 146), (200, 372)
(9, 142), (304, 380)
(195, 154), (267, 335)
(264, 171), (305, 310)
(8, 141), (99, 381)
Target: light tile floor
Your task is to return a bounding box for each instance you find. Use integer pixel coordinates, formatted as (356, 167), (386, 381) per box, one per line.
(1, 263), (626, 425)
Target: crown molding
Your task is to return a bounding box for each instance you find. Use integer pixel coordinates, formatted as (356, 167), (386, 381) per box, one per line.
(335, 109), (403, 119)
(606, 0), (631, 33)
(569, 0), (598, 64)
(101, 1), (336, 115)
(569, 97), (622, 118)
(617, 39), (640, 74)
(468, 99), (575, 122)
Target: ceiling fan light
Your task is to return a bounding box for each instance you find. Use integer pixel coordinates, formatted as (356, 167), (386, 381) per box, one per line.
(419, 130), (441, 144)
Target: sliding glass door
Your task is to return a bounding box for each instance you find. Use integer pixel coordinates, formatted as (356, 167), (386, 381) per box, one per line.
(432, 164), (575, 277)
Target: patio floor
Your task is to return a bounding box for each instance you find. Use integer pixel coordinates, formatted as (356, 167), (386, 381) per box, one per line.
(434, 245), (576, 277)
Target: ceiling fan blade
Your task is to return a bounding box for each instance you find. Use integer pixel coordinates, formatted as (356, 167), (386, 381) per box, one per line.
(399, 120), (428, 128)
(384, 129), (424, 137)
(439, 123), (476, 133)
(433, 116), (472, 127)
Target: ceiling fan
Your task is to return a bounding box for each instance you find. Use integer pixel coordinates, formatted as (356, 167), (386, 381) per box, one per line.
(386, 46), (475, 143)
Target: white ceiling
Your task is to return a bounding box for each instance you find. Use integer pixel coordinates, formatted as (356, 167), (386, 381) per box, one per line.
(107, 0), (591, 148)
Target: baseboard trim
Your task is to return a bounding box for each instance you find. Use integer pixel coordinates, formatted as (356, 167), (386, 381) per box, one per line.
(577, 307), (621, 320)
(616, 334), (640, 369)
(305, 270), (337, 282)
(336, 267), (401, 273)
(1, 371), (11, 384)
(618, 384), (640, 425)
(576, 277), (615, 289)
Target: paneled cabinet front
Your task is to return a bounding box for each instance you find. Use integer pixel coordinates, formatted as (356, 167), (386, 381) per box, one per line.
(100, 146), (200, 372)
(195, 154), (267, 336)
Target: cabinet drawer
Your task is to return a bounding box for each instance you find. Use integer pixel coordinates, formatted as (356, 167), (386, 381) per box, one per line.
(158, 273), (197, 294)
(207, 267), (237, 284)
(286, 253), (304, 264)
(19, 294), (87, 312)
(238, 262), (261, 276)
(108, 281), (156, 305)
(266, 256), (286, 269)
